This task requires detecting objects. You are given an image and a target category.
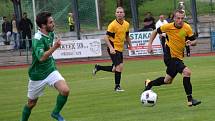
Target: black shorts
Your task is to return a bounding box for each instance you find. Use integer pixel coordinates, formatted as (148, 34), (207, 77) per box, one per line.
(165, 58), (186, 78)
(164, 45), (186, 78)
(107, 48), (123, 66)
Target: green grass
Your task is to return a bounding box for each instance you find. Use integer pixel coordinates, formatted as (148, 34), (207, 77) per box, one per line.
(0, 56), (215, 121)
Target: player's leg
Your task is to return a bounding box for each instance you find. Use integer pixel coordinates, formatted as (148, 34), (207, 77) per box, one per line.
(144, 59), (177, 91)
(93, 48), (115, 75)
(144, 74), (173, 91)
(93, 64), (113, 74)
(114, 63), (123, 91)
(21, 98), (38, 121)
(21, 79), (46, 121)
(114, 51), (124, 91)
(51, 80), (69, 121)
(48, 71), (69, 121)
(182, 67), (201, 106)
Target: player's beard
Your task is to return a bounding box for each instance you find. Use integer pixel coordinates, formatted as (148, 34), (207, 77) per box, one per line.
(46, 25), (54, 32)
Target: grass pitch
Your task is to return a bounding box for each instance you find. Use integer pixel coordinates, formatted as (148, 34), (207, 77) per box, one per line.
(0, 56), (215, 121)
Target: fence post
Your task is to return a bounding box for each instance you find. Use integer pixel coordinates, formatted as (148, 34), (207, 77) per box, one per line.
(211, 31), (215, 51)
(190, 0), (198, 33)
(130, 0), (139, 32)
(72, 0), (81, 40)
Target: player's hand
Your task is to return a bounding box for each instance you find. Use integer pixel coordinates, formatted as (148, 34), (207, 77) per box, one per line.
(147, 44), (153, 54)
(110, 48), (116, 54)
(186, 40), (197, 46)
(53, 39), (61, 48)
(186, 40), (191, 46)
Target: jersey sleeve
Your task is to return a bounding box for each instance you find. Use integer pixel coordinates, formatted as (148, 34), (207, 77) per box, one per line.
(159, 24), (168, 33)
(34, 39), (45, 60)
(186, 24), (196, 41)
(107, 23), (114, 33)
(106, 23), (115, 38)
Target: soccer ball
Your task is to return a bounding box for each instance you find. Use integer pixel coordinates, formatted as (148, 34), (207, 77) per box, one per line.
(140, 90), (157, 106)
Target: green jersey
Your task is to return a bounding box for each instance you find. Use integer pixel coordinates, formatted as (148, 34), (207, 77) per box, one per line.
(28, 31), (57, 81)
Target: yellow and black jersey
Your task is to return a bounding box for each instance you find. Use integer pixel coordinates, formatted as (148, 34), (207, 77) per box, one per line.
(106, 19), (129, 52)
(158, 22), (195, 60)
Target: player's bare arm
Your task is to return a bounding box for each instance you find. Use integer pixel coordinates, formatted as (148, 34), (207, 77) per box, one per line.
(147, 30), (158, 53)
(40, 38), (61, 61)
(126, 34), (133, 49)
(186, 33), (198, 46)
(104, 35), (116, 54)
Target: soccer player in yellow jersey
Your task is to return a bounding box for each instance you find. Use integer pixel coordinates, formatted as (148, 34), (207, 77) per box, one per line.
(93, 7), (132, 91)
(145, 10), (201, 106)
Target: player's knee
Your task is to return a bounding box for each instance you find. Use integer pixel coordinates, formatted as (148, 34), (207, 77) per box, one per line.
(164, 79), (173, 84)
(115, 65), (123, 72)
(28, 100), (37, 109)
(61, 87), (70, 96)
(183, 69), (191, 76)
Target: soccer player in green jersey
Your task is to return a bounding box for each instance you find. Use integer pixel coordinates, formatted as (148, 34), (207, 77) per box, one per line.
(20, 12), (70, 121)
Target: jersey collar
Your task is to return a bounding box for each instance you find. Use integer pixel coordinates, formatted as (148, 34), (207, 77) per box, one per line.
(173, 22), (182, 29)
(38, 30), (49, 38)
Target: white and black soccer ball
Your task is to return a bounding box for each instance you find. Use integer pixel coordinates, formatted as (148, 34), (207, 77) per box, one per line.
(140, 90), (157, 106)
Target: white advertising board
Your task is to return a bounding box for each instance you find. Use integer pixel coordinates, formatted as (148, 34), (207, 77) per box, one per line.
(53, 39), (102, 59)
(128, 31), (163, 56)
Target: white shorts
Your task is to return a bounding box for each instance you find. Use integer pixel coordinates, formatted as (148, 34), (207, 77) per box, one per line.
(27, 70), (65, 100)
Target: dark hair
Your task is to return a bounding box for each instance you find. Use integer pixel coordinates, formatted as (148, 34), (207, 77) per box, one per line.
(174, 9), (185, 15)
(3, 16), (6, 19)
(36, 12), (52, 28)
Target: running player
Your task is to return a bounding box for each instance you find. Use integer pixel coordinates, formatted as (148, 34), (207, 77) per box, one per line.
(20, 12), (69, 121)
(145, 9), (201, 107)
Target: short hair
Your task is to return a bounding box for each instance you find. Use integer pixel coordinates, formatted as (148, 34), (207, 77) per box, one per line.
(36, 11), (52, 28)
(116, 6), (124, 12)
(174, 9), (185, 16)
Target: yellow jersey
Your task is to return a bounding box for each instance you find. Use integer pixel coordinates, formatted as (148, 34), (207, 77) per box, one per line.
(106, 19), (129, 52)
(159, 22), (193, 60)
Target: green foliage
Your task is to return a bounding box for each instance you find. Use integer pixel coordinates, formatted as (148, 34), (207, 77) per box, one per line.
(0, 0), (213, 32)
(100, 0), (213, 27)
(0, 0), (13, 18)
(1, 56), (215, 121)
(78, 0), (97, 30)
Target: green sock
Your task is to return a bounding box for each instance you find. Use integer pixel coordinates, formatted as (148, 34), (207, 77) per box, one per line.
(52, 94), (68, 114)
(21, 105), (31, 121)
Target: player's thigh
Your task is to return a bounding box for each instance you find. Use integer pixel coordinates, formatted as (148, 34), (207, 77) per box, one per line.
(27, 80), (46, 100)
(54, 80), (70, 95)
(45, 70), (65, 87)
(114, 51), (123, 66)
(166, 59), (178, 78)
(114, 52), (123, 72)
(176, 60), (186, 74)
(45, 70), (69, 95)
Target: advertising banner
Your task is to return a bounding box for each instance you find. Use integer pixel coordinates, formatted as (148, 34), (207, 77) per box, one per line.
(128, 31), (163, 56)
(53, 39), (102, 59)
